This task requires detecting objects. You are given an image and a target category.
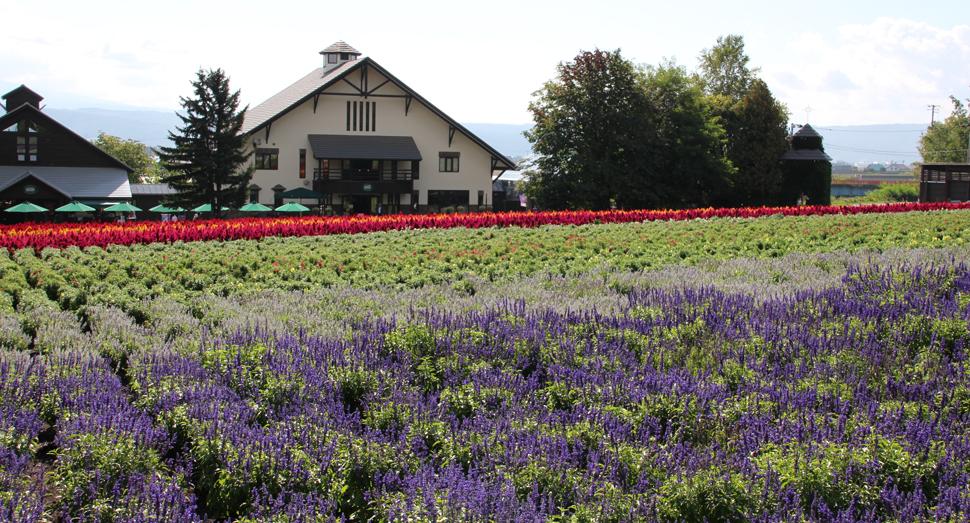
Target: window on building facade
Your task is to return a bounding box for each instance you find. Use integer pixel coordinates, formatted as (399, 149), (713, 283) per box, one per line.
(347, 101), (376, 132)
(255, 148), (279, 170)
(299, 149), (306, 178)
(427, 190), (469, 212)
(439, 152), (459, 172)
(328, 54), (338, 64)
(8, 119), (43, 162)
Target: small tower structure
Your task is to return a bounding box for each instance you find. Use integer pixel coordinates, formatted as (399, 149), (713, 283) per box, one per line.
(320, 41), (362, 75)
(1, 85), (44, 113)
(780, 124), (832, 206)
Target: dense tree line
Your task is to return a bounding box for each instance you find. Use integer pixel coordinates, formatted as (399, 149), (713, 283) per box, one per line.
(524, 36), (791, 211)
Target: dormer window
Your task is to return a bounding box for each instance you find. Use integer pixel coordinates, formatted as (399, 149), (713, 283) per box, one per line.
(328, 54), (338, 64)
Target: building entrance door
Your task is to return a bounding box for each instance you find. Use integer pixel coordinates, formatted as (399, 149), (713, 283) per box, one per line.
(351, 195), (377, 214)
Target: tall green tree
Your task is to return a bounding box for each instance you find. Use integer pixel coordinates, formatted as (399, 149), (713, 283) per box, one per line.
(919, 96), (969, 163)
(156, 68), (253, 218)
(643, 60), (734, 208)
(524, 49), (657, 211)
(699, 35), (789, 207)
(718, 80), (790, 207)
(91, 132), (167, 184)
(698, 34), (761, 102)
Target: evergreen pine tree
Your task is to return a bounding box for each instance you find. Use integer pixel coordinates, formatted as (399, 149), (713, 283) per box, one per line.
(156, 68), (253, 218)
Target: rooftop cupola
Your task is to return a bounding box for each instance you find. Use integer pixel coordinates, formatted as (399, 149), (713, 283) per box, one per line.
(320, 41), (361, 75)
(1, 85), (44, 114)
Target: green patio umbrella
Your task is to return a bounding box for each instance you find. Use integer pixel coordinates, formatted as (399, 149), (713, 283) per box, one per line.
(105, 202), (142, 212)
(55, 201), (95, 213)
(275, 202), (310, 213)
(190, 204), (230, 212)
(4, 202), (48, 213)
(239, 202), (273, 212)
(149, 204), (185, 213)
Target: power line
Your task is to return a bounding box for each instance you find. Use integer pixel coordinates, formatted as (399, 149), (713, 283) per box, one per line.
(814, 127), (925, 133)
(825, 144), (922, 155)
(826, 143), (968, 156)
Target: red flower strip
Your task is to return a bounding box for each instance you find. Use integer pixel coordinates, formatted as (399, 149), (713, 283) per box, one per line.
(2, 202), (968, 252)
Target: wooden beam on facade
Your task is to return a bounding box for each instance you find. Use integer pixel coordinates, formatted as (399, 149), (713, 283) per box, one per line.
(341, 78), (364, 94)
(313, 94), (320, 113)
(265, 122), (272, 142)
(405, 95), (412, 116)
(448, 126), (456, 147)
(367, 79), (390, 95)
(318, 92), (406, 99)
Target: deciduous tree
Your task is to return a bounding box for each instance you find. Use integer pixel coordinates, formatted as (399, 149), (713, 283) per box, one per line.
(698, 34), (761, 102)
(919, 96), (969, 163)
(156, 68), (253, 218)
(91, 132), (167, 184)
(525, 49), (657, 210)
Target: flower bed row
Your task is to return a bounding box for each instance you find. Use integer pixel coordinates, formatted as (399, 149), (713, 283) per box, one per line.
(4, 257), (970, 521)
(2, 202), (968, 251)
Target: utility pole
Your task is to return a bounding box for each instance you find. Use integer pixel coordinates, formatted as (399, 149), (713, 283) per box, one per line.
(928, 104), (940, 125)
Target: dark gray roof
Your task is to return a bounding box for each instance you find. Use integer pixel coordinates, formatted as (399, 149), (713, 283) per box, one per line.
(781, 149), (832, 161)
(308, 134), (422, 160)
(0, 166), (131, 198)
(320, 41), (361, 55)
(130, 183), (177, 195)
(793, 124), (822, 138)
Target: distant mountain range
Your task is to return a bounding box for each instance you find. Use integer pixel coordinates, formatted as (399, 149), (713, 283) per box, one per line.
(38, 107), (925, 166)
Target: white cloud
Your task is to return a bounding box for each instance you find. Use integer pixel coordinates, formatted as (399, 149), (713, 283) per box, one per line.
(763, 18), (970, 125)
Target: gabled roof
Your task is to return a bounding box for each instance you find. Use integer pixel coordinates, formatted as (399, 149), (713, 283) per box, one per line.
(242, 61), (359, 136)
(0, 166), (131, 198)
(320, 41), (361, 55)
(0, 103), (136, 173)
(242, 57), (515, 171)
(0, 170), (71, 198)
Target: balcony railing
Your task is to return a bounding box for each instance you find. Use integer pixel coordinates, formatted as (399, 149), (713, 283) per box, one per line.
(313, 169), (414, 182)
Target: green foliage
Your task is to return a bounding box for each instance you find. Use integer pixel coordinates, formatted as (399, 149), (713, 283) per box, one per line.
(156, 68), (254, 218)
(525, 48), (658, 211)
(919, 96), (970, 163)
(754, 436), (943, 514)
(714, 79), (790, 207)
(656, 467), (757, 523)
(91, 131), (168, 183)
(643, 60), (735, 208)
(698, 34), (761, 102)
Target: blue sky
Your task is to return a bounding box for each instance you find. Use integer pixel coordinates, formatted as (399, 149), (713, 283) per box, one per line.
(1, 0), (968, 126)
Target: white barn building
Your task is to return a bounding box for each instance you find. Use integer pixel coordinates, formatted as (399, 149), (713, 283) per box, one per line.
(241, 41), (515, 214)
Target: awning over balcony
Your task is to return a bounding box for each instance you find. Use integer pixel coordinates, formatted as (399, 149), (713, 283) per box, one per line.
(307, 135), (423, 161)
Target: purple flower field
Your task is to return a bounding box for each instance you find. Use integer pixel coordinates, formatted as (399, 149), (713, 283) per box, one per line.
(2, 247), (970, 522)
